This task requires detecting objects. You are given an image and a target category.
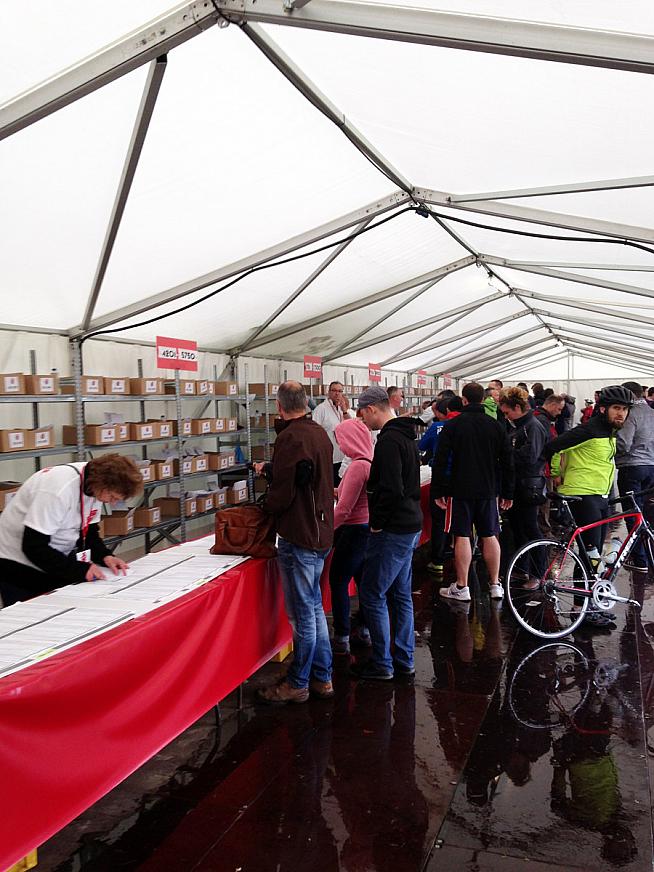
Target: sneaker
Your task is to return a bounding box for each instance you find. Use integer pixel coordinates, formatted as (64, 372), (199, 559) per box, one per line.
(427, 562), (444, 574)
(350, 629), (373, 649)
(310, 679), (335, 699)
(489, 583), (504, 599)
(332, 637), (350, 655)
(257, 679), (309, 705)
(349, 661), (393, 681)
(439, 582), (471, 602)
(393, 663), (416, 678)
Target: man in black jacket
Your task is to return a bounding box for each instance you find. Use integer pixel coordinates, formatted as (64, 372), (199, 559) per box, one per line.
(352, 386), (422, 680)
(432, 382), (514, 602)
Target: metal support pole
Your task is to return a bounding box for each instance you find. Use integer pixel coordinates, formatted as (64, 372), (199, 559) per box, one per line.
(174, 371), (187, 541)
(244, 364), (255, 501)
(264, 363), (272, 464)
(71, 339), (85, 462)
(29, 350), (42, 471)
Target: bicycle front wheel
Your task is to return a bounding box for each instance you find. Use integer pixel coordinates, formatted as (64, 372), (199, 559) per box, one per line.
(506, 539), (590, 640)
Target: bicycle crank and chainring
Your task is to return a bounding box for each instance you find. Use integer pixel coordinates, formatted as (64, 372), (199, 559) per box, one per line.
(592, 580), (618, 610)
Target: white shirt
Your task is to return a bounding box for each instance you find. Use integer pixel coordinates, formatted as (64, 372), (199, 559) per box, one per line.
(0, 462), (103, 570)
(312, 400), (349, 463)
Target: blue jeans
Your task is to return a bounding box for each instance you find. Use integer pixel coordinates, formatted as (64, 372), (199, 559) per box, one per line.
(618, 466), (654, 565)
(360, 530), (419, 673)
(329, 524), (369, 637)
(277, 537), (332, 688)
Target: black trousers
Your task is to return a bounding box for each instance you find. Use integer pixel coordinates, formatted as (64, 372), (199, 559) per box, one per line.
(0, 558), (56, 607)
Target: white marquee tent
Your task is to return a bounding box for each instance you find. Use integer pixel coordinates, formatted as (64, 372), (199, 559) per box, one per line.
(2, 0), (654, 385)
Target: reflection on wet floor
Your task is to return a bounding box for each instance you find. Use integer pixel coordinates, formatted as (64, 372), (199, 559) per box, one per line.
(38, 558), (654, 872)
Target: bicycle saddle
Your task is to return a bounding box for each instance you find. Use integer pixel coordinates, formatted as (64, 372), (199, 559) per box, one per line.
(547, 493), (583, 502)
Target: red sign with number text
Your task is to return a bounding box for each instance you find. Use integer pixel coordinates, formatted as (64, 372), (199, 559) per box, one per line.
(417, 370), (426, 386)
(442, 373), (452, 389)
(368, 363), (381, 383)
(156, 336), (198, 372)
(303, 355), (322, 379)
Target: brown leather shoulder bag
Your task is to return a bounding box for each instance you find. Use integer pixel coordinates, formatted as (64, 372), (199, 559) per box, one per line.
(210, 505), (276, 558)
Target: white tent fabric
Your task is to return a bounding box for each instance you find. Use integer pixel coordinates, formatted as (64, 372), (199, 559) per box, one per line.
(2, 1), (654, 382)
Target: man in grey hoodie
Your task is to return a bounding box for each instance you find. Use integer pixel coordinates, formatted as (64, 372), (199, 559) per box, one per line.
(616, 381), (654, 572)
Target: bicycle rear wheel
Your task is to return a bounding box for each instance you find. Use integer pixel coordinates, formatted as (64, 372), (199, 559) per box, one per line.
(506, 539), (590, 640)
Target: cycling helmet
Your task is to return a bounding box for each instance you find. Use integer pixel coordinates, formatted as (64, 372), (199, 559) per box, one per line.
(598, 385), (634, 407)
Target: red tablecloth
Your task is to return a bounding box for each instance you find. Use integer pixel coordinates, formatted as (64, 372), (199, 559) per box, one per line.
(0, 482), (432, 869)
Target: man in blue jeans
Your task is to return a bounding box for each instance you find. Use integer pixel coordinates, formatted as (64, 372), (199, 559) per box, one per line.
(352, 386), (422, 680)
(255, 381), (335, 703)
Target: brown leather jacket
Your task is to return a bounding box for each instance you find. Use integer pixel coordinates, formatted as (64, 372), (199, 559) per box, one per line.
(264, 416), (334, 551)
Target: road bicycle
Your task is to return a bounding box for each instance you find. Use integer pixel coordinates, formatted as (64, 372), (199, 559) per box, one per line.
(505, 490), (654, 640)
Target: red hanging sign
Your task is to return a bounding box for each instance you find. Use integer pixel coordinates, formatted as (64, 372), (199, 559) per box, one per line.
(417, 370), (427, 386)
(368, 363), (381, 383)
(442, 373), (452, 389)
(303, 355), (322, 379)
(156, 336), (198, 372)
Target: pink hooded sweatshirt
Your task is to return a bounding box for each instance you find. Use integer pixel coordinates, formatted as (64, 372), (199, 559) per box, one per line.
(334, 417), (374, 529)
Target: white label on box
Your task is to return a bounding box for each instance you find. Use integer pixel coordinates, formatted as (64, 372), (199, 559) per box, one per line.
(160, 423), (171, 437)
(215, 419), (225, 432)
(198, 381), (208, 394)
(87, 379), (100, 393)
(189, 500), (197, 514)
(5, 377), (19, 393)
(196, 458), (208, 471)
(152, 508), (161, 523)
(183, 422), (192, 435)
(141, 425), (154, 439)
(220, 456), (229, 469)
(39, 377), (54, 392)
(8, 432), (24, 449)
(184, 382), (194, 394)
(237, 488), (247, 501)
(216, 492), (226, 506)
(161, 463), (172, 478)
(145, 380), (157, 393)
(229, 384), (237, 395)
(110, 379), (126, 392)
(271, 385), (279, 395)
(101, 428), (116, 443)
(201, 421), (211, 433)
(140, 467), (152, 481)
(228, 420), (237, 431)
(119, 424), (128, 439)
(35, 430), (51, 447)
(228, 456), (235, 467)
(183, 460), (193, 474)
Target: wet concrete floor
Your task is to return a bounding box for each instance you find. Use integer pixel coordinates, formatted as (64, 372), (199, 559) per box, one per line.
(38, 557), (654, 872)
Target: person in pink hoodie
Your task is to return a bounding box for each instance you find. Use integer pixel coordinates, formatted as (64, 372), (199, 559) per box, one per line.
(330, 417), (374, 655)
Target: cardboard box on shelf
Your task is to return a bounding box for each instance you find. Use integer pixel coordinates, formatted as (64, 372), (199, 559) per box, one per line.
(190, 418), (214, 436)
(129, 377), (164, 395)
(134, 506), (162, 528)
(206, 451), (236, 471)
(212, 486), (228, 508)
(250, 414), (277, 430)
(173, 457), (194, 477)
(215, 381), (238, 396)
(104, 377), (130, 395)
(115, 423), (130, 442)
(196, 380), (215, 396)
(153, 496), (197, 518)
(138, 462), (154, 483)
(249, 383), (279, 397)
(226, 481), (249, 505)
(128, 422), (156, 441)
(24, 374), (60, 395)
(165, 380), (196, 396)
(196, 494), (214, 513)
(102, 510), (135, 536)
(194, 455), (209, 473)
(212, 418), (226, 433)
(226, 418), (238, 432)
(62, 376), (104, 395)
(0, 373), (27, 395)
(152, 460), (173, 480)
(0, 482), (20, 510)
(251, 445), (269, 461)
(146, 420), (173, 438)
(172, 418), (192, 437)
(63, 424), (116, 446)
(32, 426), (54, 449)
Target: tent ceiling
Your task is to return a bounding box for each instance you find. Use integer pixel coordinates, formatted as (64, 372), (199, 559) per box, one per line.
(1, 1), (654, 379)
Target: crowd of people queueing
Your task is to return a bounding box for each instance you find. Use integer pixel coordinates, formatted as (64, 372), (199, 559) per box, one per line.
(255, 375), (654, 703)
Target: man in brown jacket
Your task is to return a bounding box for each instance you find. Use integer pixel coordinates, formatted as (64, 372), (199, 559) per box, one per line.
(256, 381), (335, 704)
